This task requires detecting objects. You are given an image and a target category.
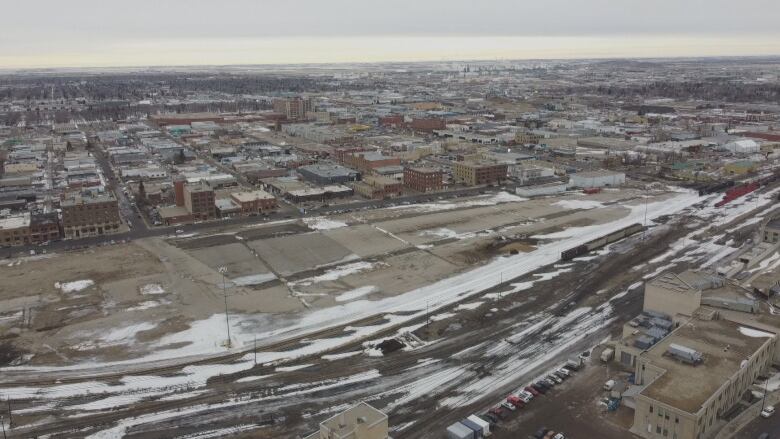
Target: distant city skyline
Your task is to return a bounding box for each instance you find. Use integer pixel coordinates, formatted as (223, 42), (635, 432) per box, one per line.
(2, 0), (780, 68)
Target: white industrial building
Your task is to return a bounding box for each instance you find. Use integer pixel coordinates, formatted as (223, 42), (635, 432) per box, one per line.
(568, 170), (625, 189)
(722, 139), (760, 154)
(516, 181), (567, 197)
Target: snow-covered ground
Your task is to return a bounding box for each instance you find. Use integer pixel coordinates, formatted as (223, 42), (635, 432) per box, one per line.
(303, 217), (349, 230)
(55, 279), (95, 293)
(554, 199), (605, 210)
(9, 186), (774, 437)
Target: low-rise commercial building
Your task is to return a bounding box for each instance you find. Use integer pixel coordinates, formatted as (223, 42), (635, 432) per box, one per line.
(568, 170), (625, 188)
(452, 161), (507, 186)
(353, 175), (402, 200)
(298, 164), (360, 185)
(304, 402), (388, 439)
(61, 193), (121, 239)
(631, 318), (775, 439)
(0, 213), (31, 247)
(612, 270), (780, 439)
(230, 190), (277, 214)
(344, 152), (401, 173)
(403, 167), (443, 192)
(30, 212), (61, 243)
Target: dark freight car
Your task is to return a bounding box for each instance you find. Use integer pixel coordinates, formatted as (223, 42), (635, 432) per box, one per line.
(560, 223), (645, 261)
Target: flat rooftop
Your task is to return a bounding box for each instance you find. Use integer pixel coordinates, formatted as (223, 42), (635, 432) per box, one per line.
(639, 318), (775, 414)
(0, 213), (31, 230)
(320, 402), (387, 438)
(573, 170), (625, 178)
(62, 193), (117, 206)
(299, 164), (358, 178)
(231, 190), (275, 202)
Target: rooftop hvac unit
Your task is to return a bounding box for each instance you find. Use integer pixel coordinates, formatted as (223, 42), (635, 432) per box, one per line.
(668, 343), (703, 365)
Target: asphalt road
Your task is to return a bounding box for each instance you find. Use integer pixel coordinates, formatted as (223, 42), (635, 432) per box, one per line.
(736, 412), (780, 439)
(0, 181), (504, 259)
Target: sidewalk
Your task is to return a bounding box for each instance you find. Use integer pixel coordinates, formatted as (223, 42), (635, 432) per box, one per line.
(714, 391), (780, 439)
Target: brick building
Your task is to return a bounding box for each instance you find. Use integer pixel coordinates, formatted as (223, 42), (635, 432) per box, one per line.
(30, 212), (61, 243)
(183, 183), (216, 221)
(230, 190), (277, 215)
(403, 167), (443, 192)
(353, 175), (403, 200)
(409, 118), (446, 132)
(61, 193), (121, 239)
(0, 213), (31, 247)
(273, 97), (313, 121)
(379, 115), (404, 127)
(452, 161), (508, 186)
(343, 152), (401, 173)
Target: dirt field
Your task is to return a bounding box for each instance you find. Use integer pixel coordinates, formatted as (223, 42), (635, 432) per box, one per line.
(0, 188), (670, 367)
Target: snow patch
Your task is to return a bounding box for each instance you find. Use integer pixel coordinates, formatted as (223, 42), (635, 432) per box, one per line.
(56, 279), (95, 293)
(335, 286), (377, 302)
(303, 217), (348, 230)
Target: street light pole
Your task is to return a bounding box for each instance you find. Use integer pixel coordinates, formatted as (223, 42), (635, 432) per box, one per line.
(219, 267), (231, 348)
(643, 195), (649, 240)
(1, 415), (6, 439)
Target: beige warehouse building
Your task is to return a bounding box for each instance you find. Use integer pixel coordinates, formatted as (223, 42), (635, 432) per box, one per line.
(614, 270), (780, 439)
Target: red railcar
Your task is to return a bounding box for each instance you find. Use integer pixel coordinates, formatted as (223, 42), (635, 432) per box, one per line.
(715, 182), (759, 207)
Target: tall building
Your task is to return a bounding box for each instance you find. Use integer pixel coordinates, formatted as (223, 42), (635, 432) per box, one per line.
(452, 161), (507, 186)
(183, 183), (216, 221)
(61, 193), (120, 239)
(403, 167), (443, 192)
(273, 97), (313, 121)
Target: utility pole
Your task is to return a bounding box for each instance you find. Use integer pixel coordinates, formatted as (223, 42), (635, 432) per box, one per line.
(426, 300), (430, 339)
(1, 415), (6, 439)
(5, 398), (9, 429)
(643, 194), (649, 240)
(219, 267), (231, 348)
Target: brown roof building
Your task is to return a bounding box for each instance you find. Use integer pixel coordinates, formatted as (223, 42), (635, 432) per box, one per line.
(403, 167), (443, 193)
(61, 193), (120, 239)
(452, 161), (508, 186)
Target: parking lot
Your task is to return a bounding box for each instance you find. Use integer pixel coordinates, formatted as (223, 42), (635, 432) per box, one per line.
(466, 348), (639, 439)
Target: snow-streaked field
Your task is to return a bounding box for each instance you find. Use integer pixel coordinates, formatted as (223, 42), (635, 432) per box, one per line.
(4, 185), (774, 437)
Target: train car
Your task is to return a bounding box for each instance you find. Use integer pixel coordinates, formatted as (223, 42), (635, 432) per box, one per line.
(698, 180), (735, 196)
(560, 223), (644, 260)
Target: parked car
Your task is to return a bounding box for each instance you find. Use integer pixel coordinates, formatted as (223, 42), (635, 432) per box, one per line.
(507, 395), (525, 408)
(536, 380), (552, 390)
(483, 413), (498, 424)
(525, 386), (541, 396)
(761, 405), (775, 418)
(553, 434), (566, 439)
(500, 401), (516, 411)
(757, 433), (769, 439)
(542, 378), (557, 387)
(548, 374), (563, 384)
(489, 406), (507, 420)
(518, 390), (534, 402)
(534, 427), (549, 439)
(555, 369), (570, 379)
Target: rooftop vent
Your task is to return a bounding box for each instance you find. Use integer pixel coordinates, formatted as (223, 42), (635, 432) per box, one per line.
(668, 343), (703, 365)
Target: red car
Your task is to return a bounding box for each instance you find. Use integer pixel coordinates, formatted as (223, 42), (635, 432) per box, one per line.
(525, 386), (541, 396)
(507, 395), (525, 409)
(489, 406), (508, 420)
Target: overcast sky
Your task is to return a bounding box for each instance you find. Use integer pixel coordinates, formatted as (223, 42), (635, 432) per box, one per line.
(2, 0), (780, 68)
